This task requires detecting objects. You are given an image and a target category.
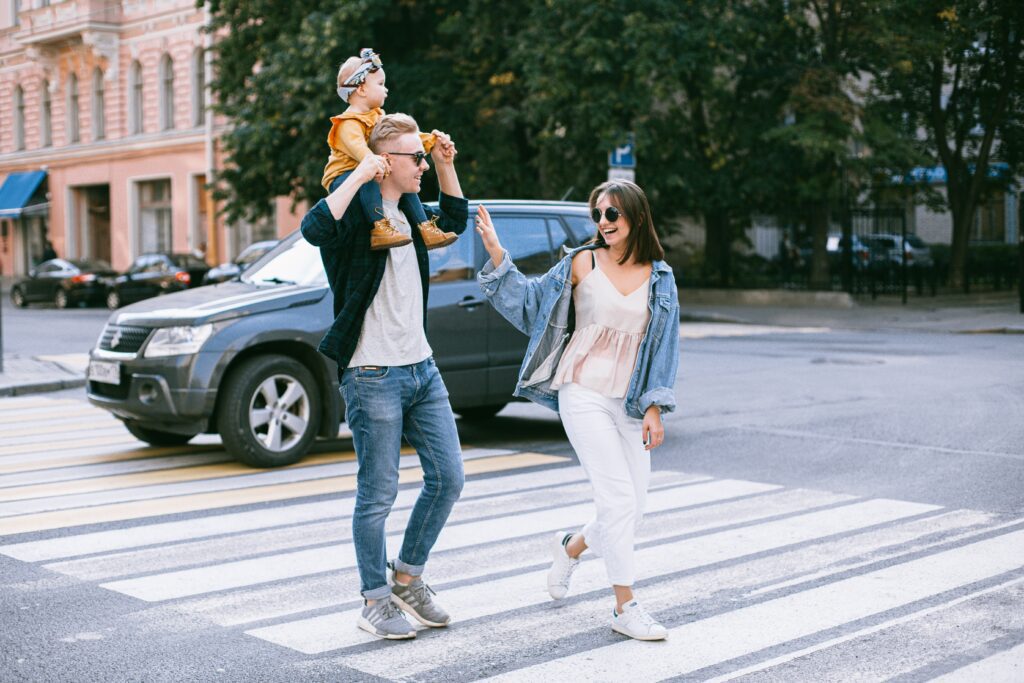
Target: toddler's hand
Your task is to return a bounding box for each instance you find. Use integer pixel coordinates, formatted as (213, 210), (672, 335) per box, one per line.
(355, 153), (389, 184)
(430, 130), (457, 163)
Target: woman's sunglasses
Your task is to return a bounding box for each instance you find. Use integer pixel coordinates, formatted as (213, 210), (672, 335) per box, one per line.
(387, 151), (429, 165)
(591, 206), (621, 224)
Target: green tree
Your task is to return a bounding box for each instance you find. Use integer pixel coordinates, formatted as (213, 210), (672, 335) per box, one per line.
(876, 0), (1024, 290)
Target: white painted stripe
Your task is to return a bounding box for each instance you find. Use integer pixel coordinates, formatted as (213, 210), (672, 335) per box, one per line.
(249, 498), (936, 655)
(333, 509), (1000, 677)
(680, 323), (829, 339)
(0, 447), (514, 515)
(707, 575), (1024, 683)
(483, 528), (1024, 682)
(194, 488), (850, 628)
(101, 479), (778, 601)
(930, 640), (1024, 683)
(0, 452), (234, 488)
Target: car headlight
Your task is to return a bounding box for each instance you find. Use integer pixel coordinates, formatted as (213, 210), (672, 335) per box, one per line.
(143, 324), (214, 358)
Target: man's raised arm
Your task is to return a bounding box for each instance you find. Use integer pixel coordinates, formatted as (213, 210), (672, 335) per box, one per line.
(301, 153), (388, 247)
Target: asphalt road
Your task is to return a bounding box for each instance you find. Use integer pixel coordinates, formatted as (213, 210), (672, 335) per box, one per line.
(1, 325), (1022, 681)
(0, 291), (110, 357)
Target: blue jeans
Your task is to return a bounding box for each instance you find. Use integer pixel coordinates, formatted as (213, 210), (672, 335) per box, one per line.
(340, 357), (465, 599)
(328, 172), (429, 226)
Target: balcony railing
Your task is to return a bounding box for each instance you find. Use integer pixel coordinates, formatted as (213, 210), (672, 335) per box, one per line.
(15, 0), (122, 46)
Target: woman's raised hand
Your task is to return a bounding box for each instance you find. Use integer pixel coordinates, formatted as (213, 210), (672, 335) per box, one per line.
(475, 205), (504, 268)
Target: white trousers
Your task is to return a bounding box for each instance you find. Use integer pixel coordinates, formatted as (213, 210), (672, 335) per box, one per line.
(558, 383), (651, 586)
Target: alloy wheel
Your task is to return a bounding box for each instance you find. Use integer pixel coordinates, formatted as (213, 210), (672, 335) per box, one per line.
(247, 374), (311, 452)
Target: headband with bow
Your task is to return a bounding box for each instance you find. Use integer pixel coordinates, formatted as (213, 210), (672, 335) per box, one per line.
(337, 48), (383, 102)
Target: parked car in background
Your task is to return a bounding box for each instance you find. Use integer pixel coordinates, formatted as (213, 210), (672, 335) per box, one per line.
(9, 258), (118, 308)
(825, 234), (873, 273)
(87, 200), (595, 467)
(202, 240), (279, 285)
(862, 233), (934, 271)
(105, 253), (211, 309)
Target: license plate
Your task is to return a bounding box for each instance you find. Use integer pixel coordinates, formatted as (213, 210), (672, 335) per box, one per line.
(88, 360), (120, 385)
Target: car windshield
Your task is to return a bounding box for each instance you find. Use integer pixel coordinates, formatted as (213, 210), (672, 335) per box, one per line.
(241, 236), (328, 287)
(905, 235), (927, 248)
(171, 255), (209, 269)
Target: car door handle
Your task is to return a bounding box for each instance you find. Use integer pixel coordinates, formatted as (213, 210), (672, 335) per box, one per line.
(457, 297), (485, 309)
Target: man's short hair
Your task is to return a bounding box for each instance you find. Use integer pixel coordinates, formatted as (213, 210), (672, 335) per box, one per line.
(336, 56), (363, 89)
(368, 113), (420, 153)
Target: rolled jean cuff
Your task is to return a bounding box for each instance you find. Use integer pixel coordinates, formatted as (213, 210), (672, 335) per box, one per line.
(362, 584), (393, 601)
(394, 558), (424, 576)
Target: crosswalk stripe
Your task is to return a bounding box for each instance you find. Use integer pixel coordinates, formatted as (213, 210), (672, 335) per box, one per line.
(0, 463), (605, 563)
(0, 433), (138, 457)
(481, 527), (1024, 682)
(0, 445), (225, 475)
(0, 406), (102, 425)
(0, 397), (81, 410)
(0, 452), (234, 488)
(0, 450), (360, 501)
(706, 574), (1024, 683)
(100, 479), (779, 602)
(249, 497), (937, 657)
(0, 451), (563, 535)
(929, 639), (1024, 683)
(0, 418), (125, 439)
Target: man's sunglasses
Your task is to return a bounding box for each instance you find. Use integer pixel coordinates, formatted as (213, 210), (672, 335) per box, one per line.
(387, 151), (429, 165)
(591, 206), (621, 224)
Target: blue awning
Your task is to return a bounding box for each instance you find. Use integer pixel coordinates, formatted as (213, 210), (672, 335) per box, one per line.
(892, 163), (1011, 186)
(0, 170), (47, 218)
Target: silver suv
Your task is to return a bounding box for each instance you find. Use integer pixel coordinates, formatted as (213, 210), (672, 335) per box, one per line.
(86, 201), (594, 467)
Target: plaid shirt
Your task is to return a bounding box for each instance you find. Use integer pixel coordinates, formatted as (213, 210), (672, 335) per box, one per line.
(300, 192), (469, 371)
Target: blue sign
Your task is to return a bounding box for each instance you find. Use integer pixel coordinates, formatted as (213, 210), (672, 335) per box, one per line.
(609, 135), (636, 169)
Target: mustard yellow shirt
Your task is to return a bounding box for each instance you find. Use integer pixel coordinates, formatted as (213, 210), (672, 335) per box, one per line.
(322, 107), (436, 191)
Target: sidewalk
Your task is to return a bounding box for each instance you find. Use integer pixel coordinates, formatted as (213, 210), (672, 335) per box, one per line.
(0, 354), (88, 397)
(682, 290), (1024, 335)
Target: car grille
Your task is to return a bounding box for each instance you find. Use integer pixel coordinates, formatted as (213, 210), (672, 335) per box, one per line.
(98, 324), (151, 353)
(89, 380), (130, 400)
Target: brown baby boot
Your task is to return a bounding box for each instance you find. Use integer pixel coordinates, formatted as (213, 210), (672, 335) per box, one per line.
(370, 217), (413, 251)
(418, 216), (458, 250)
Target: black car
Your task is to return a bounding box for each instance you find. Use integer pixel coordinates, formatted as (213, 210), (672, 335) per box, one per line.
(202, 240), (279, 285)
(106, 253), (211, 310)
(9, 258), (117, 309)
(87, 200), (595, 467)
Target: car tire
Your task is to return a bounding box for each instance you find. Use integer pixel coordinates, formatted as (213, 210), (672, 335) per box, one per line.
(217, 354), (321, 468)
(10, 287), (27, 308)
(124, 421), (196, 446)
(456, 403), (507, 421)
(54, 288), (69, 309)
(106, 289), (121, 310)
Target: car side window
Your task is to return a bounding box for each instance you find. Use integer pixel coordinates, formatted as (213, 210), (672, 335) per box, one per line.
(564, 215), (596, 245)
(490, 215), (553, 275)
(548, 218), (574, 258)
(429, 227), (474, 283)
(39, 261), (61, 274)
(128, 257), (149, 274)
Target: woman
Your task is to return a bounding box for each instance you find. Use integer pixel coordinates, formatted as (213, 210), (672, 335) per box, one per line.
(476, 180), (679, 641)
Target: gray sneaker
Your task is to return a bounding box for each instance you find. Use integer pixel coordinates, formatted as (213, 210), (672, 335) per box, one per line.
(357, 598), (416, 640)
(389, 563), (451, 627)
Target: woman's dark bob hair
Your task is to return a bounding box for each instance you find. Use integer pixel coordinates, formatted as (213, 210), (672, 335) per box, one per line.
(589, 180), (664, 264)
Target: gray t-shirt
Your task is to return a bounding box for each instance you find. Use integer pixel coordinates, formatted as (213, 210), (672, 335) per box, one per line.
(347, 199), (433, 368)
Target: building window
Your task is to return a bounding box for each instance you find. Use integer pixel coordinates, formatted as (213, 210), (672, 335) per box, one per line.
(13, 0), (20, 27)
(160, 53), (175, 130)
(191, 47), (206, 127)
(972, 191), (1006, 242)
(92, 68), (105, 140)
(67, 72), (80, 143)
(129, 60), (143, 134)
(41, 81), (52, 147)
(14, 86), (25, 150)
(138, 179), (173, 253)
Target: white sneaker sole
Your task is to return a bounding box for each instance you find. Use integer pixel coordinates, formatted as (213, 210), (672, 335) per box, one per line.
(391, 592), (450, 628)
(357, 616), (416, 640)
(611, 623), (669, 641)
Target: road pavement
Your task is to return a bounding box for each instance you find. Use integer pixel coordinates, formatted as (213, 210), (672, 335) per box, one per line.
(1, 322), (1021, 681)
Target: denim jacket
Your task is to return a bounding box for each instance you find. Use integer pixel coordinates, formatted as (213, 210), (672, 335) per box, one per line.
(477, 244), (679, 419)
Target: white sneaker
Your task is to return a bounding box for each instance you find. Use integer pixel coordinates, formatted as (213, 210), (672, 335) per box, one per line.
(611, 600), (668, 641)
(546, 531), (580, 600)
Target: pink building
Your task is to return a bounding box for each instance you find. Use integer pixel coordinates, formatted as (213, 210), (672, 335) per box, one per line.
(0, 0), (299, 278)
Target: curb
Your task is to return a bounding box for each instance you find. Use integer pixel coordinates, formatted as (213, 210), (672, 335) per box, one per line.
(682, 288), (856, 308)
(0, 376), (87, 397)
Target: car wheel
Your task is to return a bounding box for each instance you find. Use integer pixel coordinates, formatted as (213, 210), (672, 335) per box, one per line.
(124, 421), (196, 446)
(456, 403), (507, 421)
(10, 287), (27, 308)
(106, 289), (121, 310)
(217, 354), (321, 468)
(54, 288), (69, 309)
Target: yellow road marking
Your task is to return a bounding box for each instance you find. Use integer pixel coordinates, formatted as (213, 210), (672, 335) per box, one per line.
(0, 397), (81, 410)
(0, 446), (226, 475)
(0, 419), (127, 439)
(0, 406), (104, 425)
(0, 453), (566, 535)
(0, 434), (138, 457)
(1, 450), (361, 501)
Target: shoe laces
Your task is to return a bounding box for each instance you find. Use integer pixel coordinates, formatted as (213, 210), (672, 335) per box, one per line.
(555, 554), (580, 585)
(406, 579), (437, 604)
(627, 602), (658, 628)
(375, 599), (403, 621)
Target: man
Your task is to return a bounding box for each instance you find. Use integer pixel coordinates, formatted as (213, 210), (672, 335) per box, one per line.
(300, 113), (467, 640)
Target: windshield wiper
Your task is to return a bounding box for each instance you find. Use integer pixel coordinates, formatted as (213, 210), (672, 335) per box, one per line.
(258, 277), (297, 285)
